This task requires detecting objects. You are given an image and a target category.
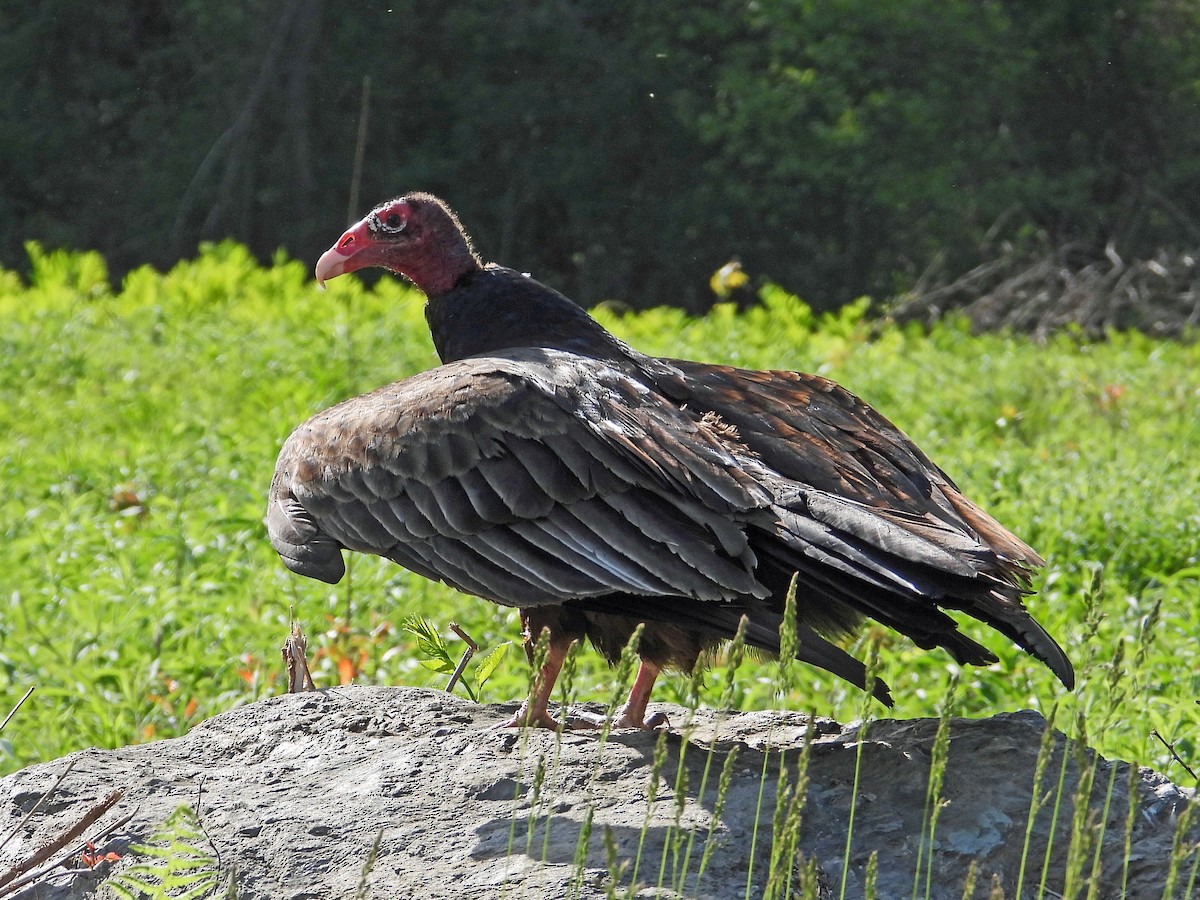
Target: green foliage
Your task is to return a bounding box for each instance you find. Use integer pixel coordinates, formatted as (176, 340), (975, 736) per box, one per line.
(0, 246), (1198, 790)
(102, 804), (221, 900)
(401, 616), (461, 679)
(3, 1), (1200, 311)
(400, 615), (512, 702)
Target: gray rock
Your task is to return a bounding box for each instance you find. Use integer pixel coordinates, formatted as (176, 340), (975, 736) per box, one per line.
(0, 687), (1193, 899)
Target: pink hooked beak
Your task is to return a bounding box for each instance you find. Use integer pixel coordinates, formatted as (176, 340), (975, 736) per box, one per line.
(315, 219), (378, 287)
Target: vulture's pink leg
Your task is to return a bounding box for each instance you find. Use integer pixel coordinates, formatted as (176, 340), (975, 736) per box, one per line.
(614, 660), (670, 730)
(498, 640), (569, 730)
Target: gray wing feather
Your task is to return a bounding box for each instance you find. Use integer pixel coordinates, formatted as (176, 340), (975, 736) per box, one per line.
(267, 494), (346, 584)
(267, 350), (769, 605)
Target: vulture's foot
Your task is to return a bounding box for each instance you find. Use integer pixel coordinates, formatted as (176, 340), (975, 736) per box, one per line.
(496, 702), (600, 731)
(609, 660), (669, 730)
(495, 703), (562, 730)
(613, 708), (670, 731)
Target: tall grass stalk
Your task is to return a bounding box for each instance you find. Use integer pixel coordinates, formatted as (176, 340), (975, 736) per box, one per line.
(763, 729), (815, 900)
(694, 744), (740, 888)
(1014, 703), (1059, 900)
(913, 671), (959, 900)
(690, 620), (748, 892)
(353, 826), (385, 900)
(778, 577), (801, 694)
(627, 728), (671, 896)
(839, 636), (881, 900)
(745, 739), (774, 899)
(864, 850), (878, 900)
(1120, 762), (1139, 898)
(797, 856), (821, 899)
(526, 753), (549, 860)
(502, 627), (552, 898)
(766, 750), (795, 899)
(1085, 761), (1122, 900)
(602, 826), (627, 899)
(538, 640), (579, 869)
(654, 735), (690, 896)
(761, 579), (814, 900)
(667, 668), (708, 894)
(1084, 629), (1129, 896)
(1062, 714), (1099, 898)
(746, 580), (803, 899)
(960, 860), (978, 899)
(576, 626), (643, 897)
(1162, 800), (1198, 900)
(838, 723), (867, 899)
(1184, 837), (1200, 900)
(569, 805), (597, 900)
(1037, 712), (1073, 896)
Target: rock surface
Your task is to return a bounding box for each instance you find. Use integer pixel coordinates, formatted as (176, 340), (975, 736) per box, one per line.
(0, 687), (1193, 899)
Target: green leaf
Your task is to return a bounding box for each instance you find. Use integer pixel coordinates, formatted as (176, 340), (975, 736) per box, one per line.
(418, 658), (455, 675)
(473, 641), (513, 692)
(102, 804), (219, 900)
(400, 615), (456, 669)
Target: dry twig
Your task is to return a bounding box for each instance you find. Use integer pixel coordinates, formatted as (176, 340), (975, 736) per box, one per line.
(1152, 729), (1198, 783)
(445, 622), (478, 694)
(0, 808), (134, 898)
(0, 759), (76, 857)
(0, 788), (125, 896)
(282, 622), (316, 693)
(0, 687), (34, 736)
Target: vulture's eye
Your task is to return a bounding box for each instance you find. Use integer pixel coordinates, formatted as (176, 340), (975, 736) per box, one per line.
(385, 213), (402, 229)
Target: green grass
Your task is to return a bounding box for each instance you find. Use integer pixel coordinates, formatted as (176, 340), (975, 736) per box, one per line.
(1, 242), (1198, 786)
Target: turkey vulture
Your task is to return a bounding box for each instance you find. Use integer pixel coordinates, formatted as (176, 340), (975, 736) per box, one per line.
(268, 193), (1073, 729)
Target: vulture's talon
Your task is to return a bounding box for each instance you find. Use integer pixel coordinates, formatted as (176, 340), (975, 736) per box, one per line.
(494, 708), (563, 731)
(492, 710), (556, 734)
(494, 704), (604, 731)
(613, 709), (670, 731)
(642, 711), (670, 731)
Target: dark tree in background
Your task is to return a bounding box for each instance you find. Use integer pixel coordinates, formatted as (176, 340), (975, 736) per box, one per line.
(2, 0), (1198, 312)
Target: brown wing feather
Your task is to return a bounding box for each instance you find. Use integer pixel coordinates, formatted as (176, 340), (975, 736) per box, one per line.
(268, 350), (770, 609)
(642, 357), (1072, 688)
(268, 347), (1072, 694)
(652, 358), (1043, 566)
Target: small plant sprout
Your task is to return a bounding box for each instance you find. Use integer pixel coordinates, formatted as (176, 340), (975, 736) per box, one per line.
(102, 805), (219, 900)
(401, 615), (511, 703)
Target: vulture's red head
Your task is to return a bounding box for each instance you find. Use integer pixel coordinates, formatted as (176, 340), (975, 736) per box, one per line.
(315, 193), (480, 295)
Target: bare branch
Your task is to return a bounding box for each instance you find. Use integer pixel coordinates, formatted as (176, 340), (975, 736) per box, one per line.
(1152, 729), (1198, 784)
(0, 687), (34, 736)
(0, 788), (125, 895)
(170, 1), (303, 254)
(0, 758), (76, 857)
(445, 622), (478, 695)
